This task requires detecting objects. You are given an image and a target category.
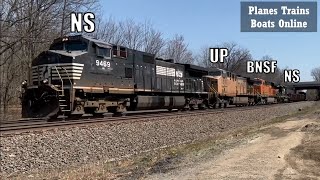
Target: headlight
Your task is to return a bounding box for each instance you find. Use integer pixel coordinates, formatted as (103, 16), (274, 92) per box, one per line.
(21, 80), (27, 86)
(43, 79), (48, 84)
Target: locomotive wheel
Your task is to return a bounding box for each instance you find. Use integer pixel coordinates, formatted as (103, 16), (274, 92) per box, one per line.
(212, 104), (217, 109)
(223, 102), (228, 108)
(198, 104), (206, 110)
(182, 104), (190, 111)
(117, 103), (127, 113)
(182, 108), (188, 111)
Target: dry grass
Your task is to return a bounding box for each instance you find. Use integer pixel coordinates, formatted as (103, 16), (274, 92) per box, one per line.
(0, 106), (22, 122)
(287, 123), (320, 178)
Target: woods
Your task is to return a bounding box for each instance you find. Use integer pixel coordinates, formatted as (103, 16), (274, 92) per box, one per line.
(0, 0), (295, 118)
(311, 67), (320, 82)
(0, 0), (99, 117)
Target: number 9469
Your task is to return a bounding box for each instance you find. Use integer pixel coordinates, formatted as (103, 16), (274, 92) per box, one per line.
(96, 60), (111, 68)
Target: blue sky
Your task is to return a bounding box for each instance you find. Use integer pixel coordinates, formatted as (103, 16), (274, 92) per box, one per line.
(99, 0), (319, 81)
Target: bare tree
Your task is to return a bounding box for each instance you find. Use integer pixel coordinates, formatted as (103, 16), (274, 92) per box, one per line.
(259, 55), (284, 84)
(242, 55), (284, 84)
(142, 21), (165, 55)
(119, 19), (144, 50)
(261, 55), (273, 61)
(196, 45), (211, 67)
(0, 0), (60, 118)
(162, 34), (194, 64)
(92, 16), (124, 44)
(215, 42), (251, 73)
(311, 67), (320, 82)
(58, 0), (100, 36)
(0, 0), (57, 58)
(93, 18), (166, 56)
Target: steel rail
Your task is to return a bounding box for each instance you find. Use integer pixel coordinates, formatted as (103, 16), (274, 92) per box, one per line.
(0, 102), (293, 135)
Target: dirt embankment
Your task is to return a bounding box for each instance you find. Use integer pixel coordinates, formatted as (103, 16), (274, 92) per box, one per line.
(146, 105), (320, 180)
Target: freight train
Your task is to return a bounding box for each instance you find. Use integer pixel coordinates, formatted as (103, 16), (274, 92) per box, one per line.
(20, 35), (305, 119)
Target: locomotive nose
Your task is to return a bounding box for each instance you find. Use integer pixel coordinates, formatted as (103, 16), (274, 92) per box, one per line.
(32, 50), (74, 66)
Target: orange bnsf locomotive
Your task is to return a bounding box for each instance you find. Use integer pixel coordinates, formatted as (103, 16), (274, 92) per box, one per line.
(20, 35), (303, 119)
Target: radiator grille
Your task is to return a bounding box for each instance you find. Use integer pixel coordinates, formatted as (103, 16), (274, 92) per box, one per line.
(32, 63), (84, 82)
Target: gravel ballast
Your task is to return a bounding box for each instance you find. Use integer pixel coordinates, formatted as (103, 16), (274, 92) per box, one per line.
(0, 101), (315, 176)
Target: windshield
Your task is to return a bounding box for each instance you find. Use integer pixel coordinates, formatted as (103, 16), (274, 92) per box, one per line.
(65, 41), (87, 51)
(50, 40), (88, 51)
(253, 80), (262, 85)
(209, 70), (222, 76)
(32, 51), (73, 66)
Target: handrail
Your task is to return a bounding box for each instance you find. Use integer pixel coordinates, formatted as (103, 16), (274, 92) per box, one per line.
(206, 82), (222, 102)
(60, 66), (73, 111)
(60, 66), (72, 86)
(254, 88), (262, 98)
(53, 66), (64, 96)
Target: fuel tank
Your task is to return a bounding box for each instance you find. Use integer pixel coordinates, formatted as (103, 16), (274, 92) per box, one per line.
(135, 96), (185, 110)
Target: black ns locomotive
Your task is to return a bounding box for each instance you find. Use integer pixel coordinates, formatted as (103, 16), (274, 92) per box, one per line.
(21, 35), (209, 118)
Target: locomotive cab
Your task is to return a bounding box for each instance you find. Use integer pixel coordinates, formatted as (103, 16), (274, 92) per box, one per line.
(252, 78), (276, 104)
(204, 68), (240, 107)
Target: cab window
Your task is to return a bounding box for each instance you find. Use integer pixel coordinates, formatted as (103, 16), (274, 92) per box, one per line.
(120, 47), (127, 58)
(96, 47), (111, 58)
(112, 45), (127, 59)
(112, 45), (118, 56)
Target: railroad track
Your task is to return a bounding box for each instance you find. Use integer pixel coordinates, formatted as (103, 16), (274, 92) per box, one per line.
(0, 103), (297, 135)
